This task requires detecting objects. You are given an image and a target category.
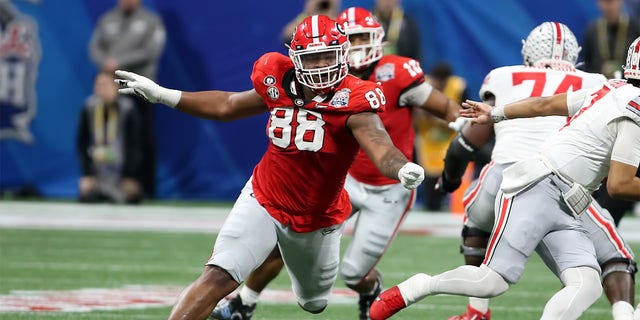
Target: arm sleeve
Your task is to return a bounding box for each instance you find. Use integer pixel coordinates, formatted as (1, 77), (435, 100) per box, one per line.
(76, 106), (95, 176)
(611, 118), (640, 166)
(566, 88), (589, 116)
(399, 81), (432, 107)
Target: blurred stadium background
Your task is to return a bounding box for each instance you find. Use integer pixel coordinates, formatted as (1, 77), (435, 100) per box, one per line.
(0, 0), (622, 200)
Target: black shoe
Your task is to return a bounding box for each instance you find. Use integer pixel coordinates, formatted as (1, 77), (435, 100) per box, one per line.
(358, 276), (382, 320)
(210, 295), (256, 320)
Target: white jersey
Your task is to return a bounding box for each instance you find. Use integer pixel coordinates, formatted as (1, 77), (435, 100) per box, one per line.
(479, 65), (606, 164)
(542, 80), (640, 191)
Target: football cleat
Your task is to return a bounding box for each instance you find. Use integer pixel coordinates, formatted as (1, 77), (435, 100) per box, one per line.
(368, 286), (407, 320)
(358, 274), (383, 320)
(210, 295), (256, 320)
(448, 304), (491, 320)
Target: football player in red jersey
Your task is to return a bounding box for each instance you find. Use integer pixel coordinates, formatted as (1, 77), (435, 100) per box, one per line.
(115, 15), (425, 320)
(210, 7), (462, 320)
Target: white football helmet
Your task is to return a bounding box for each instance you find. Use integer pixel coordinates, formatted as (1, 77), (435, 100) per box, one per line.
(623, 36), (640, 80)
(521, 22), (581, 70)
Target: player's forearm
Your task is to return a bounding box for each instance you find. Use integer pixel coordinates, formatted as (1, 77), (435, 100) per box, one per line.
(176, 91), (236, 121)
(375, 147), (411, 181)
(607, 177), (640, 201)
(502, 95), (569, 119)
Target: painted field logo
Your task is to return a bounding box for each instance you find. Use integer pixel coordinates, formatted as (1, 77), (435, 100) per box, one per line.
(0, 286), (358, 313)
(0, 285), (182, 312)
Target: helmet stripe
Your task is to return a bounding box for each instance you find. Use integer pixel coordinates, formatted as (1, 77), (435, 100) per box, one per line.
(311, 15), (320, 43)
(347, 7), (356, 24)
(552, 21), (563, 59)
(634, 39), (640, 70)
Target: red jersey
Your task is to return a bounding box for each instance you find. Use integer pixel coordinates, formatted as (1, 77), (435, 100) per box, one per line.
(250, 52), (386, 232)
(348, 55), (425, 185)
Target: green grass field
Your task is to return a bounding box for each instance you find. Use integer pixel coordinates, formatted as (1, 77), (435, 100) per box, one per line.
(1, 225), (638, 320)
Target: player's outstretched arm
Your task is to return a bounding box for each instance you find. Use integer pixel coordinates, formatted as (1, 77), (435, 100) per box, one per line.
(420, 88), (461, 123)
(115, 70), (267, 121)
(348, 112), (424, 189)
(461, 94), (569, 124)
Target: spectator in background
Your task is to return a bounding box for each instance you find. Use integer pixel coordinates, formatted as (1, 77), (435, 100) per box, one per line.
(76, 72), (143, 204)
(413, 62), (469, 211)
(372, 0), (421, 61)
(280, 0), (341, 44)
(583, 0), (640, 79)
(89, 0), (166, 199)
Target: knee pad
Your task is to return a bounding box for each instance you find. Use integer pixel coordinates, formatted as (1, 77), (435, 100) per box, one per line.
(298, 300), (327, 314)
(474, 265), (510, 297)
(340, 260), (364, 286)
(601, 258), (637, 280)
(460, 226), (491, 257)
(561, 266), (603, 301)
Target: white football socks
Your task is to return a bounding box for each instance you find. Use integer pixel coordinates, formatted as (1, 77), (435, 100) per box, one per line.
(239, 286), (260, 306)
(612, 301), (634, 320)
(469, 297), (490, 314)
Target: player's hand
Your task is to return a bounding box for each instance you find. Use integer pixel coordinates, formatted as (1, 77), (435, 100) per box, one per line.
(461, 99), (493, 124)
(447, 117), (469, 132)
(434, 173), (461, 193)
(114, 70), (181, 107)
(398, 162), (425, 189)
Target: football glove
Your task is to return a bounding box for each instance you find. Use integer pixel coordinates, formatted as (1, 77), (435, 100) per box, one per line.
(447, 117), (469, 132)
(114, 70), (181, 108)
(434, 173), (462, 193)
(398, 162), (425, 190)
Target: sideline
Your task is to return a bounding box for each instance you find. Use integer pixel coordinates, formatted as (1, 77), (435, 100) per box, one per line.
(1, 201), (639, 241)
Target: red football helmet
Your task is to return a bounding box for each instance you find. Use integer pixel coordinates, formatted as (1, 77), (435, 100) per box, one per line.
(289, 15), (350, 94)
(337, 7), (385, 70)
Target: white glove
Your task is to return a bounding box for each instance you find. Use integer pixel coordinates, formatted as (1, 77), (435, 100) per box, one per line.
(398, 162), (425, 190)
(447, 117), (469, 132)
(114, 70), (182, 108)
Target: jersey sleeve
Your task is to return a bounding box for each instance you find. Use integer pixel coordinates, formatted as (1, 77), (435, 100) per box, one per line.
(345, 77), (386, 114)
(610, 118), (640, 167)
(566, 88), (590, 116)
(250, 52), (293, 108)
(479, 66), (520, 104)
(479, 70), (496, 102)
(381, 55), (426, 107)
(250, 52), (292, 94)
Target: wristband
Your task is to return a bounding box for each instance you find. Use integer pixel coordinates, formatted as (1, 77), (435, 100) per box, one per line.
(489, 106), (508, 123)
(160, 88), (182, 108)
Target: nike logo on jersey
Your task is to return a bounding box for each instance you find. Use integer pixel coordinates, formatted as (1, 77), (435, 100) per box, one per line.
(382, 198), (397, 204)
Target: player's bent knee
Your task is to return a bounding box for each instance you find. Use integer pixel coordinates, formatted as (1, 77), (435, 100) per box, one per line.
(601, 258), (637, 280)
(340, 261), (365, 286)
(460, 226), (490, 257)
(298, 300), (327, 314)
(562, 267), (603, 301)
(474, 265), (509, 297)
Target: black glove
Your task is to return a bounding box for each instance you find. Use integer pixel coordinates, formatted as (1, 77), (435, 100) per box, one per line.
(435, 173), (462, 193)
